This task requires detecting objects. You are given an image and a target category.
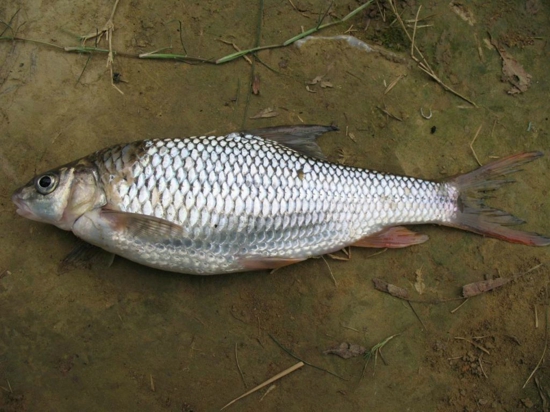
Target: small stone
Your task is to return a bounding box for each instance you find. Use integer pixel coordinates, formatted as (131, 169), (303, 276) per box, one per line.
(521, 398), (534, 408)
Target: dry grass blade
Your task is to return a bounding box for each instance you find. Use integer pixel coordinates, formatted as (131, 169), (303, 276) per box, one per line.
(235, 343), (247, 388)
(220, 362), (304, 410)
(454, 337), (490, 355)
(387, 0), (477, 107)
(321, 255), (337, 287)
(469, 124), (483, 166)
(384, 74), (404, 95)
(376, 105), (403, 121)
(523, 281), (549, 389)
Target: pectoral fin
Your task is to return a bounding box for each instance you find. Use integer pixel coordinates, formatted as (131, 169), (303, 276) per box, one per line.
(352, 227), (429, 248)
(100, 209), (185, 241)
(72, 208), (187, 253)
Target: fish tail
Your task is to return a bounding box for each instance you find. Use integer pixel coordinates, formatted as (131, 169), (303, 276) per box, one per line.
(446, 151), (550, 246)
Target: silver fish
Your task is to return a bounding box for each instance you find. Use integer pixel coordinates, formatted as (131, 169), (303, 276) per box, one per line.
(12, 125), (549, 275)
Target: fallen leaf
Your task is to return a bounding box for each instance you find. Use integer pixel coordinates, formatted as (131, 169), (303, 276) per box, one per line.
(324, 342), (367, 359)
(250, 107), (279, 119)
(462, 277), (511, 298)
(372, 278), (410, 300)
(320, 81), (333, 89)
(305, 85), (317, 93)
(252, 74), (260, 95)
(414, 268), (425, 295)
(490, 36), (532, 94)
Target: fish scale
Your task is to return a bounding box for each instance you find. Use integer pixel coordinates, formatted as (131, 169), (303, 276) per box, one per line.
(89, 132), (455, 274)
(13, 125), (548, 275)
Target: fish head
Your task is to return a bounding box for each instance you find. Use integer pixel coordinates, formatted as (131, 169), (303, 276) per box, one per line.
(12, 161), (106, 231)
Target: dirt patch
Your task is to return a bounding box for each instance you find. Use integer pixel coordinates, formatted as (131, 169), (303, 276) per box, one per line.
(1, 1), (549, 411)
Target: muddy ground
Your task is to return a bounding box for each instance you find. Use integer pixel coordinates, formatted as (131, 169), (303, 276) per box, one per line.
(1, 0), (549, 411)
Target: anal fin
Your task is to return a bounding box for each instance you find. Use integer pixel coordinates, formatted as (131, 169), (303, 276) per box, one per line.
(352, 227), (429, 248)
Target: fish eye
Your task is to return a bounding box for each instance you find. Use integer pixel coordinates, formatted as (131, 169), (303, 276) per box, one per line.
(35, 174), (58, 195)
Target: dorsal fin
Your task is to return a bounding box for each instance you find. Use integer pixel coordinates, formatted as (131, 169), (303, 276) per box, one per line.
(243, 124), (338, 160)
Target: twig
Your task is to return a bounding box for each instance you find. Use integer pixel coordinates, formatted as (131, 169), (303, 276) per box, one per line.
(0, 8), (20, 37)
(80, 0), (123, 94)
(376, 105), (403, 121)
(235, 343), (247, 388)
(241, 0), (264, 128)
(450, 298), (469, 314)
(523, 282), (549, 389)
(410, 5), (421, 59)
(268, 333), (347, 380)
(220, 362), (304, 410)
(259, 384), (277, 401)
(454, 337), (490, 355)
(479, 354), (488, 378)
(387, 1), (477, 107)
(408, 301), (426, 330)
(321, 255), (337, 287)
(469, 124), (483, 166)
(384, 74), (404, 95)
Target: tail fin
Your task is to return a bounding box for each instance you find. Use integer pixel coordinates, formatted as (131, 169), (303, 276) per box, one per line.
(446, 152), (550, 246)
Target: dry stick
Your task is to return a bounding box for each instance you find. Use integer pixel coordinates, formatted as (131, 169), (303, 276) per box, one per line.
(321, 255), (338, 287)
(384, 74), (404, 95)
(259, 384), (277, 401)
(479, 354), (488, 378)
(454, 337), (490, 355)
(235, 343), (247, 388)
(469, 124), (483, 166)
(523, 282), (549, 389)
(241, 0), (264, 129)
(410, 5), (421, 59)
(450, 298), (469, 314)
(220, 362), (304, 410)
(376, 105), (403, 121)
(388, 0), (477, 107)
(407, 301), (426, 330)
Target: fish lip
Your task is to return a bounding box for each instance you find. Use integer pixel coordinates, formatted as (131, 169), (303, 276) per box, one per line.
(12, 190), (33, 218)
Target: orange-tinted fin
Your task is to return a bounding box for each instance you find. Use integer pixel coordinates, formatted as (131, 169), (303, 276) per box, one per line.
(240, 257), (305, 271)
(352, 226), (429, 248)
(446, 152), (550, 246)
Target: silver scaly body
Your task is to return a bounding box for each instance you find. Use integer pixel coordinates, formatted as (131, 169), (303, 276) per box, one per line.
(74, 133), (457, 274)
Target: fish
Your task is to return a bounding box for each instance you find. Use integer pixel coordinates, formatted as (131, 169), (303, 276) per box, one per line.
(12, 125), (550, 275)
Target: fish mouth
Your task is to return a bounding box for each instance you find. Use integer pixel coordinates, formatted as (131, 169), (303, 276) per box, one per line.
(12, 190), (35, 219)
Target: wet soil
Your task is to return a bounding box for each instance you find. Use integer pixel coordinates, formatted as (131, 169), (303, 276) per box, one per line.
(1, 0), (549, 411)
